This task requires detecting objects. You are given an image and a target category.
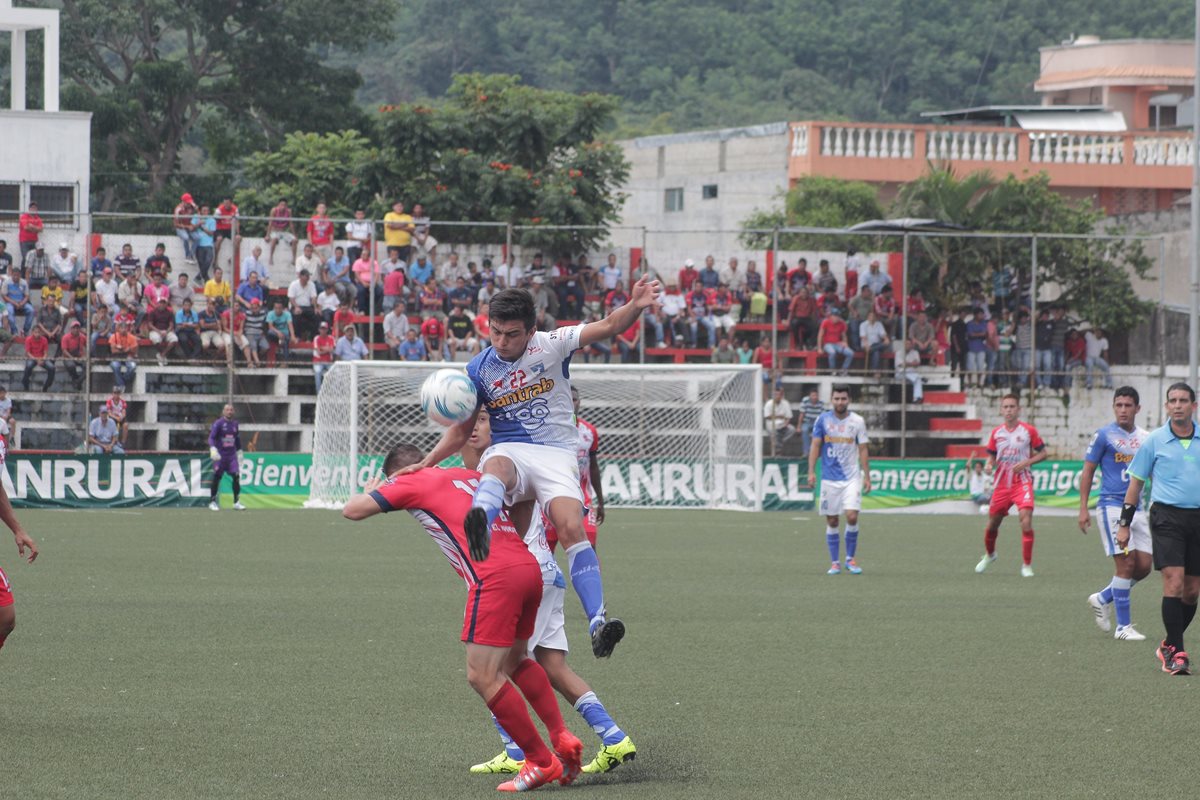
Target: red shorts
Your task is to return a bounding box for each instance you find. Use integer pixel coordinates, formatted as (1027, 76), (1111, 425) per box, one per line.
(989, 477), (1035, 517)
(0, 565), (13, 608)
(461, 558), (541, 648)
(544, 514), (598, 552)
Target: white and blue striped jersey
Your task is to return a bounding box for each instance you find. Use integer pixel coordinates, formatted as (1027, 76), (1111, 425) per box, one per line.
(466, 323), (585, 453)
(1084, 422), (1148, 509)
(813, 410), (869, 481)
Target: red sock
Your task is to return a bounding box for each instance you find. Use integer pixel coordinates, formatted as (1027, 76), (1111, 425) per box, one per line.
(0, 637), (5, 653)
(486, 682), (553, 768)
(984, 528), (998, 556)
(510, 658), (567, 740)
(1022, 529), (1034, 565)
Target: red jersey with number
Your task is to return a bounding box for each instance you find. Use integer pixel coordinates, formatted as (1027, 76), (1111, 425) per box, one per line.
(986, 421), (1045, 486)
(368, 467), (535, 587)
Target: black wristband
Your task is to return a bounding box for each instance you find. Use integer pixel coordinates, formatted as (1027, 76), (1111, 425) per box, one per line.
(1118, 503), (1136, 528)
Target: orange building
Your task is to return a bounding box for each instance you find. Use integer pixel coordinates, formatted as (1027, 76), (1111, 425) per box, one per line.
(787, 37), (1195, 215)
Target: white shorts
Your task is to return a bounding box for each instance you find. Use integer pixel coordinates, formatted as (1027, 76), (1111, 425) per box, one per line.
(268, 230), (296, 244)
(479, 442), (583, 508)
(1097, 505), (1152, 557)
(148, 330), (178, 345)
(819, 477), (862, 517)
(528, 583), (568, 655)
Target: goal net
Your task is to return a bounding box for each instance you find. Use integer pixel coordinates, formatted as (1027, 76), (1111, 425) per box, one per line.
(306, 361), (763, 511)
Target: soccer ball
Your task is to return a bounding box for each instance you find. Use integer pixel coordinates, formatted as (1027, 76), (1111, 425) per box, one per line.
(420, 369), (479, 426)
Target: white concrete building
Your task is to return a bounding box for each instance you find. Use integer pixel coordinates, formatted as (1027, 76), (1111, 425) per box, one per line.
(613, 122), (789, 269)
(0, 0), (90, 234)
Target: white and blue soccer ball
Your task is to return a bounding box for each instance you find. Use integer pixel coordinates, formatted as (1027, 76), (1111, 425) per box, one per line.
(420, 369), (478, 426)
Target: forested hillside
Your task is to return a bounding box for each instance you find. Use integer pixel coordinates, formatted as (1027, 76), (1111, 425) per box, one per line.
(348, 0), (1193, 134)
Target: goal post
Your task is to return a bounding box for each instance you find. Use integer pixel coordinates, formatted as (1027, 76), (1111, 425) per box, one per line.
(306, 361), (763, 511)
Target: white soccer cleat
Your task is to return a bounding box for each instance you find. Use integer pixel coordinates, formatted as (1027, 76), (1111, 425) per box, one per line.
(233, 501), (246, 511)
(975, 553), (997, 573)
(1020, 564), (1035, 578)
(1088, 593), (1112, 632)
(208, 501), (219, 511)
(1114, 625), (1146, 641)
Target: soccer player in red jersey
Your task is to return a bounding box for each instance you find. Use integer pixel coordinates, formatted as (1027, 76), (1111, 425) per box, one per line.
(0, 420), (39, 655)
(342, 443), (583, 792)
(545, 386), (603, 552)
(976, 394), (1047, 577)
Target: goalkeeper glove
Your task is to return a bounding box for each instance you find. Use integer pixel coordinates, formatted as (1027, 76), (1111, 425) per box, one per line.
(210, 447), (219, 460)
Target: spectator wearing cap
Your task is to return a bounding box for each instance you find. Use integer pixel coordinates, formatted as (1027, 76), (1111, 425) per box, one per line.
(88, 245), (112, 280)
(235, 270), (266, 310)
(265, 298), (295, 362)
(168, 272), (195, 311)
(143, 243), (172, 281)
(21, 327), (55, 391)
(175, 297), (201, 359)
(22, 241), (50, 290)
(288, 269), (318, 340)
(204, 266), (232, 311)
(267, 198), (297, 263)
(678, 258), (699, 293)
(312, 321), (336, 392)
(192, 205), (217, 282)
(2, 267), (33, 335)
(89, 303), (113, 355)
(334, 325), (368, 361)
(109, 321), (138, 389)
(145, 298), (178, 366)
(47, 243), (78, 284)
(59, 320), (87, 389)
(198, 298), (222, 357)
(243, 298), (269, 366)
(173, 193), (200, 262)
(18, 201), (43, 262)
(89, 406), (124, 454)
(294, 242), (323, 280)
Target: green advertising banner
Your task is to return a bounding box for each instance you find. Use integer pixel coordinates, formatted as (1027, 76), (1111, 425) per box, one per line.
(2, 453), (1091, 512)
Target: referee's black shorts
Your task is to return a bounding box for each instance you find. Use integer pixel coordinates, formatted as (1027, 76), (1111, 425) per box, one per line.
(1150, 503), (1200, 574)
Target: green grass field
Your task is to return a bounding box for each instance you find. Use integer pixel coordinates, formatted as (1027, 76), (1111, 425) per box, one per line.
(1, 508), (1194, 799)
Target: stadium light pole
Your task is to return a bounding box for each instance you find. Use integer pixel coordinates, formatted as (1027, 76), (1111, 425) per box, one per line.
(1190, 2), (1200, 390)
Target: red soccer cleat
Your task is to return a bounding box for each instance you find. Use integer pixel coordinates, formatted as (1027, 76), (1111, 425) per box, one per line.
(496, 758), (564, 792)
(553, 730), (584, 786)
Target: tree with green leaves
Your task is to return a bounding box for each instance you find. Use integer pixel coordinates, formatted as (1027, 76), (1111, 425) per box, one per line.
(740, 175), (884, 251)
(54, 0), (392, 213)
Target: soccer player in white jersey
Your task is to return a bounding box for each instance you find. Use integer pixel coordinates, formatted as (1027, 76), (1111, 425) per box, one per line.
(409, 280), (662, 658)
(807, 384), (871, 575)
(1079, 387), (1152, 640)
(976, 394), (1047, 577)
(463, 411), (636, 776)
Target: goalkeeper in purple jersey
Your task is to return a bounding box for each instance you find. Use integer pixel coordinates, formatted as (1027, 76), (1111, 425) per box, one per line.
(208, 403), (245, 511)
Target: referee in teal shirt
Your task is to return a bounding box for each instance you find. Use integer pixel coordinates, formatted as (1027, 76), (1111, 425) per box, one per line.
(1118, 382), (1200, 675)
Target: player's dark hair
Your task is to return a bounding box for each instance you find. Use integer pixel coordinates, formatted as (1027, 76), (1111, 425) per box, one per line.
(1001, 393), (1020, 405)
(383, 442), (425, 475)
(489, 289), (536, 331)
(1113, 386), (1140, 405)
(831, 383), (851, 397)
(1166, 382), (1196, 403)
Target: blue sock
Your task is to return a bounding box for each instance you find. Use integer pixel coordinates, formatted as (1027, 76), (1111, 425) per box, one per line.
(566, 541), (606, 632)
(1112, 577), (1133, 627)
(492, 713), (526, 761)
(1098, 581), (1114, 605)
(473, 474), (506, 529)
(845, 525), (859, 559)
(574, 691), (626, 746)
(826, 527), (840, 564)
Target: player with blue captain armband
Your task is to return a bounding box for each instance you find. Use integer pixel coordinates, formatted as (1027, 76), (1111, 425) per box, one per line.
(405, 278), (662, 658)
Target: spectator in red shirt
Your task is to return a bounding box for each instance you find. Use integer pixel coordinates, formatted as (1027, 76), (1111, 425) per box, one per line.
(21, 330), (55, 391)
(873, 285), (898, 337)
(382, 266), (406, 313)
(332, 302), (356, 338)
(906, 288), (926, 317)
(18, 202), (43, 263)
(267, 199), (298, 263)
(677, 259), (699, 292)
(312, 321), (336, 393)
(817, 308), (854, 374)
(843, 251), (860, 301)
(787, 287), (819, 349)
(213, 197), (239, 263)
(473, 302), (490, 341)
(59, 320), (87, 389)
(604, 281), (629, 317)
(787, 259), (810, 297)
(751, 336), (776, 399)
(615, 318), (641, 363)
(421, 314), (446, 360)
(306, 203), (335, 262)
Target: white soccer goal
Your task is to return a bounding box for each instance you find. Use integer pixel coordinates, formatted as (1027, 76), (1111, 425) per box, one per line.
(306, 361), (763, 511)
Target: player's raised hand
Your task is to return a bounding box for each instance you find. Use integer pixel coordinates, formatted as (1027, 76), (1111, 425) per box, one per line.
(14, 529), (37, 564)
(1077, 509), (1091, 533)
(629, 276), (663, 311)
(362, 473), (386, 494)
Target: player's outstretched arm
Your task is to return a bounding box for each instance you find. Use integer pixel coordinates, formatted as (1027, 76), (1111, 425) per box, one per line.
(579, 276), (662, 348)
(1077, 460), (1099, 532)
(0, 481), (37, 563)
(399, 413), (476, 475)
